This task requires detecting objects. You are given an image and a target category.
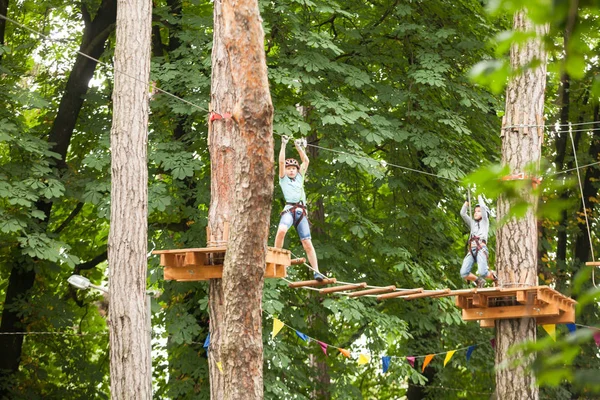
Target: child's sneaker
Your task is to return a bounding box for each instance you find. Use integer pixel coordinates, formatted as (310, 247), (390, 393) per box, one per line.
(313, 272), (326, 282)
(475, 277), (486, 288)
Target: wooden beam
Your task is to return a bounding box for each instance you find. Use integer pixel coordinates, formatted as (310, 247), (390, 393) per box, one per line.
(347, 286), (396, 298)
(462, 303), (560, 321)
(585, 261), (600, 266)
(535, 308), (575, 324)
(377, 288), (424, 300)
(288, 278), (336, 288)
(403, 289), (451, 300)
(153, 247), (227, 254)
(479, 319), (495, 328)
(320, 283), (367, 294)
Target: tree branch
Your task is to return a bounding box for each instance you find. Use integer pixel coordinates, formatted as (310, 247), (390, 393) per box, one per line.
(53, 202), (84, 235)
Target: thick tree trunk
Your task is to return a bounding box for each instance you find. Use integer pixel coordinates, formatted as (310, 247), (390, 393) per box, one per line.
(0, 0), (7, 63)
(495, 11), (548, 400)
(207, 0), (236, 397)
(107, 0), (152, 398)
(219, 0), (273, 398)
(0, 0), (116, 389)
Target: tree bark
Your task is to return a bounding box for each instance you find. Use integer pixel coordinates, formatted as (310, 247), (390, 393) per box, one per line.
(0, 0), (116, 389)
(107, 0), (152, 397)
(495, 11), (548, 400)
(219, 0), (274, 397)
(207, 0), (275, 398)
(207, 0), (236, 397)
(0, 0), (8, 63)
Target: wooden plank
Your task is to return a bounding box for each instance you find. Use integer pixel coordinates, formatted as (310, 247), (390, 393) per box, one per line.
(320, 283), (367, 294)
(404, 289), (451, 300)
(164, 266), (223, 281)
(472, 294), (485, 307)
(377, 288), (424, 300)
(347, 286), (396, 298)
(585, 261), (600, 266)
(274, 264), (287, 278)
(265, 263), (276, 277)
(455, 295), (468, 309)
(516, 290), (527, 304)
(479, 319), (495, 328)
(462, 303), (560, 321)
(153, 247), (227, 254)
(535, 308), (575, 324)
(288, 278), (336, 288)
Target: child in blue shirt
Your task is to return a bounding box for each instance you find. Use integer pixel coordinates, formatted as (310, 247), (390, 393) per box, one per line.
(274, 136), (325, 281)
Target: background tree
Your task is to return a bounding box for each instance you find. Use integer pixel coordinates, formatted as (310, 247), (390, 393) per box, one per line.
(108, 0), (152, 397)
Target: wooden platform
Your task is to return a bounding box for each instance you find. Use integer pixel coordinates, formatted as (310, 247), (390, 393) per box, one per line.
(153, 247), (292, 281)
(453, 286), (576, 327)
(374, 285), (576, 327)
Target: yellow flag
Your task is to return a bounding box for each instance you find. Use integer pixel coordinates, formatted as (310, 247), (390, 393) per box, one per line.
(216, 362), (223, 373)
(443, 350), (456, 367)
(357, 354), (370, 365)
(422, 354), (434, 372)
(542, 324), (556, 341)
(339, 348), (351, 358)
(272, 318), (285, 338)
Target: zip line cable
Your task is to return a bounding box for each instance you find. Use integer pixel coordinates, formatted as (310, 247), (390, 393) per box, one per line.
(569, 128), (597, 287)
(0, 13), (211, 115)
(3, 12), (600, 185)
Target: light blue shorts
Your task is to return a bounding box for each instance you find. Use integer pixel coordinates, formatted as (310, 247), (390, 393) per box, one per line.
(278, 209), (311, 240)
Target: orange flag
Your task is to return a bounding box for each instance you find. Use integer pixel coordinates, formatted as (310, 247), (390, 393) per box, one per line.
(422, 354), (434, 372)
(339, 348), (351, 358)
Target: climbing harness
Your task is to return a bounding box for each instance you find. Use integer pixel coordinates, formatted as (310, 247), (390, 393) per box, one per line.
(282, 201), (308, 228)
(467, 236), (487, 260)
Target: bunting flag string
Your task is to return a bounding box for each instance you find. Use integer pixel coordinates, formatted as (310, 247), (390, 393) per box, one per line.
(201, 312), (598, 374)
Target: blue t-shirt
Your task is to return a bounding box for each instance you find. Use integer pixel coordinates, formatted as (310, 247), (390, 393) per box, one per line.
(279, 173), (306, 211)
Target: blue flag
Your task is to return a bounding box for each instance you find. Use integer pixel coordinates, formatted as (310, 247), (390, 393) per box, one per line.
(566, 323), (576, 333)
(295, 331), (309, 342)
(203, 333), (210, 356)
(382, 356), (391, 373)
(466, 345), (476, 362)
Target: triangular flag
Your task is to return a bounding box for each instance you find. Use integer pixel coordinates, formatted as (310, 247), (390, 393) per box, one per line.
(357, 354), (370, 365)
(295, 331), (309, 342)
(203, 334), (210, 356)
(594, 331), (600, 347)
(422, 354), (434, 372)
(542, 324), (556, 341)
(216, 361), (223, 373)
(466, 345), (476, 362)
(272, 318), (284, 338)
(382, 356), (391, 373)
(443, 350), (456, 367)
(406, 356), (415, 368)
(490, 338), (496, 349)
(317, 341), (328, 355)
(566, 323), (576, 333)
(339, 348), (351, 358)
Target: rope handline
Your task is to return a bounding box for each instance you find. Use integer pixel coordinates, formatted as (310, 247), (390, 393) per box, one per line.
(3, 13), (600, 184)
(0, 13), (210, 115)
(569, 129), (597, 287)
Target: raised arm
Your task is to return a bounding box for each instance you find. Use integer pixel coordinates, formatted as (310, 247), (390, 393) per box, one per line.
(460, 201), (472, 227)
(477, 195), (489, 224)
(295, 139), (309, 176)
(279, 136), (289, 178)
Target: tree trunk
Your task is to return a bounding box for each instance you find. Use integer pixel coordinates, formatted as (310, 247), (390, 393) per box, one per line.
(207, 0), (236, 397)
(219, 0), (274, 398)
(107, 0), (152, 398)
(0, 0), (7, 63)
(495, 11), (548, 400)
(0, 0), (116, 389)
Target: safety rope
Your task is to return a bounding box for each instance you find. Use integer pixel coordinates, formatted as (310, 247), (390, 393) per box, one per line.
(569, 128), (597, 287)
